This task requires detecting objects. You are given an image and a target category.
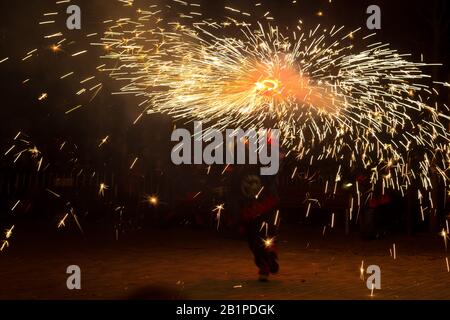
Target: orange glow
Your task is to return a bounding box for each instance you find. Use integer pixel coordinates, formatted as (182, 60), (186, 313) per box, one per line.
(255, 79), (281, 96)
(223, 60), (338, 114)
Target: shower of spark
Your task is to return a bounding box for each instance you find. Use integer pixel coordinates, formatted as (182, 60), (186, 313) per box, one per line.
(58, 214), (69, 229)
(0, 226), (15, 252)
(213, 204), (225, 230)
(263, 236), (275, 248)
(68, 0), (450, 203)
(3, 0), (450, 239)
(98, 183), (109, 197)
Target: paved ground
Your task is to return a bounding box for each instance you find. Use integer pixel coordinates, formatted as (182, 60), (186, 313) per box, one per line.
(0, 226), (449, 300)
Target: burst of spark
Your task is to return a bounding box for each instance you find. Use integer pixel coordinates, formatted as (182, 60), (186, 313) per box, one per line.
(193, 192), (202, 199)
(274, 210), (280, 226)
(31, 0), (450, 202)
(72, 50), (87, 57)
(37, 157), (43, 171)
(58, 213), (69, 228)
(5, 225), (14, 239)
(98, 136), (109, 147)
(4, 145), (15, 156)
(51, 44), (61, 52)
(46, 189), (61, 198)
(38, 93), (48, 101)
(213, 204), (224, 230)
(0, 240), (9, 252)
(28, 146), (41, 158)
(255, 186), (264, 199)
(221, 164), (230, 175)
(92, 5), (450, 200)
(306, 202), (312, 218)
(263, 237), (275, 248)
(129, 157), (139, 170)
(99, 183), (109, 196)
(11, 200), (20, 212)
(148, 195), (159, 206)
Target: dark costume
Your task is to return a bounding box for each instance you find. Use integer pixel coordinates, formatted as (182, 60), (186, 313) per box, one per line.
(237, 169), (280, 278)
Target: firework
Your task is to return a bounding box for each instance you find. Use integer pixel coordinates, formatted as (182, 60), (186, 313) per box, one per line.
(98, 183), (109, 197)
(148, 195), (159, 206)
(129, 157), (139, 170)
(1, 226), (15, 253)
(5, 225), (14, 239)
(441, 229), (449, 251)
(274, 210), (280, 226)
(213, 204), (225, 230)
(98, 136), (109, 148)
(58, 213), (69, 229)
(30, 0), (450, 205)
(95, 2), (450, 216)
(10, 200), (20, 212)
(263, 237), (275, 249)
(0, 240), (8, 252)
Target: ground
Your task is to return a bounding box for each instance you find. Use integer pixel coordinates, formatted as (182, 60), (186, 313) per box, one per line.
(0, 225), (449, 300)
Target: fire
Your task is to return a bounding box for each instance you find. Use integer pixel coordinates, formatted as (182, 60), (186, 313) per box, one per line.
(255, 79), (281, 96)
